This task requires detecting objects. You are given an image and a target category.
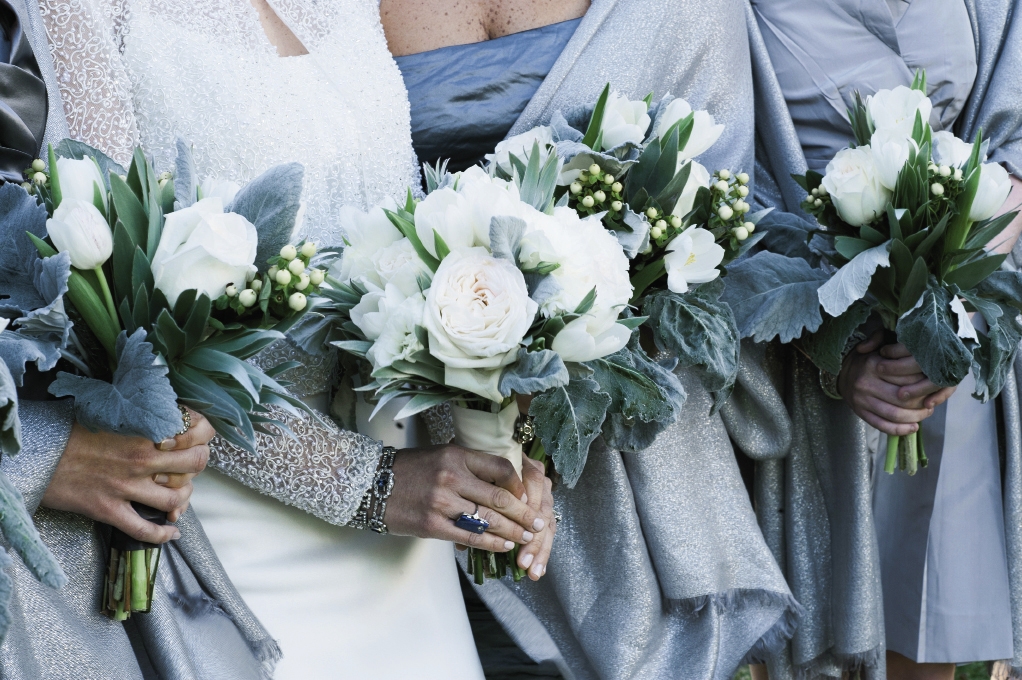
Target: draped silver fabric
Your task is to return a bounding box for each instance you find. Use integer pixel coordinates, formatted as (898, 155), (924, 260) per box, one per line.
(747, 0), (1022, 676)
(461, 5), (802, 677)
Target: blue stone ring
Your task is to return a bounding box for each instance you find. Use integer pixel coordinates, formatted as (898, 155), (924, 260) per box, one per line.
(454, 504), (490, 534)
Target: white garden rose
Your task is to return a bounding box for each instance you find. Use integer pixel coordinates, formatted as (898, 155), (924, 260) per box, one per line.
(351, 281), (418, 347)
(485, 127), (554, 174)
(422, 248), (536, 400)
(366, 291), (425, 370)
(334, 198), (402, 284)
(866, 86), (933, 138)
(870, 129), (916, 191)
(371, 238), (432, 296)
(151, 197), (258, 306)
(663, 228), (724, 294)
(519, 208), (632, 362)
(47, 199), (113, 270)
(654, 98), (725, 162)
(821, 146), (891, 226)
(56, 157), (107, 209)
(931, 131), (975, 168)
(599, 91), (651, 150)
(969, 162), (1012, 222)
(199, 176), (241, 205)
(671, 161), (711, 218)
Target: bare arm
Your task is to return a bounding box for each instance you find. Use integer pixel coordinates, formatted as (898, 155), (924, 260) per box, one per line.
(990, 173), (1022, 255)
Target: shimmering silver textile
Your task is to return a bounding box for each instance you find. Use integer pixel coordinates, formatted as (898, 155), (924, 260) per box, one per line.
(747, 0), (1022, 676)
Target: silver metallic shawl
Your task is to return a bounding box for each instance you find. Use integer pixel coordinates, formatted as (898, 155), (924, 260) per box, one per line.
(460, 1), (802, 678)
(746, 0), (1022, 677)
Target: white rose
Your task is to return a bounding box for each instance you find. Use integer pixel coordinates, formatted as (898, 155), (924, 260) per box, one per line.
(599, 91), (651, 150)
(422, 248), (537, 400)
(867, 86), (933, 138)
(663, 228), (724, 294)
(56, 157), (106, 209)
(932, 130), (975, 168)
(654, 98), (725, 161)
(970, 162), (1012, 222)
(151, 197), (258, 306)
(485, 127), (554, 174)
(671, 161), (711, 218)
(412, 188), (475, 258)
(519, 208), (632, 361)
(199, 176), (242, 205)
(351, 282), (415, 343)
(371, 238), (432, 296)
(334, 198), (402, 284)
(870, 129), (916, 191)
(821, 146), (891, 226)
(46, 199), (113, 270)
(365, 291), (425, 370)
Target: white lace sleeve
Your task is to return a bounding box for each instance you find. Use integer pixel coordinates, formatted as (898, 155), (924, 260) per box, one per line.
(38, 0), (140, 164)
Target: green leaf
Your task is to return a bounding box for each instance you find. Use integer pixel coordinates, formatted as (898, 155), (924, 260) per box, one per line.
(965, 213), (1015, 251)
(154, 309), (187, 359)
(131, 246), (154, 299)
(384, 208), (441, 272)
(899, 257), (929, 313)
(896, 280), (973, 387)
(912, 213), (949, 260)
(834, 236), (874, 260)
(975, 270), (1022, 311)
(110, 173), (147, 249)
(943, 254), (1007, 291)
(581, 84), (611, 149)
(181, 347), (260, 403)
(573, 287), (597, 316)
(586, 354), (672, 425)
(112, 222), (135, 304)
(433, 229), (451, 260)
(182, 293), (211, 349)
(801, 301), (872, 375)
(47, 144), (62, 207)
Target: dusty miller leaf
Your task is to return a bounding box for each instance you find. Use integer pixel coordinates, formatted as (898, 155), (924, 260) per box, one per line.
(228, 163), (304, 272)
(489, 216), (527, 263)
(0, 359), (19, 456)
(0, 332), (62, 386)
(818, 241), (890, 317)
(0, 472), (67, 590)
(801, 301), (873, 375)
(0, 183), (51, 316)
(895, 280), (973, 388)
(499, 349), (568, 398)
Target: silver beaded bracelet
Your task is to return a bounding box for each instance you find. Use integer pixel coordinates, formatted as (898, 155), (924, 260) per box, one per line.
(348, 446), (397, 534)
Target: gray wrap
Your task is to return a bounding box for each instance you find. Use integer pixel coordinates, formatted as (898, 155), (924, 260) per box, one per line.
(747, 0), (1022, 676)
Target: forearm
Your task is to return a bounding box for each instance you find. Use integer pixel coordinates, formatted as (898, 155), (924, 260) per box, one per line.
(991, 174), (1022, 255)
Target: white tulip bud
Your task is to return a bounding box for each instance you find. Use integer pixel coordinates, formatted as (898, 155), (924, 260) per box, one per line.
(646, 208), (658, 219)
(589, 164), (601, 175)
(267, 265), (279, 278)
(939, 165), (951, 178)
(300, 242), (317, 258)
(275, 269), (292, 285)
(670, 216), (682, 229)
(738, 186), (749, 197)
(744, 221), (755, 233)
(734, 226), (749, 241)
(288, 292), (307, 311)
(650, 226), (663, 239)
(594, 190), (606, 203)
(570, 182), (583, 195)
(582, 195), (595, 208)
(250, 278), (263, 292)
(603, 174), (615, 185)
(225, 284), (238, 297)
(610, 200), (623, 212)
(814, 198), (823, 207)
(46, 200), (113, 270)
(31, 159), (45, 172)
(239, 289), (257, 307)
(718, 169), (731, 180)
(931, 183), (945, 196)
(715, 180), (729, 193)
(611, 182), (623, 193)
(287, 258), (305, 275)
(655, 219), (667, 230)
(280, 244), (297, 260)
(737, 172), (750, 185)
(310, 269), (325, 286)
(718, 205), (734, 220)
(295, 273), (311, 291)
(33, 172), (46, 184)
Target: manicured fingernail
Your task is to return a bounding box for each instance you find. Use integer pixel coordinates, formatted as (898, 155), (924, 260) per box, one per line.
(504, 540), (514, 551)
(520, 552), (534, 568)
(533, 518), (545, 531)
(522, 531), (534, 543)
(520, 493), (528, 504)
(172, 529), (181, 540)
(158, 438), (176, 450)
(153, 474), (169, 484)
(531, 563), (544, 578)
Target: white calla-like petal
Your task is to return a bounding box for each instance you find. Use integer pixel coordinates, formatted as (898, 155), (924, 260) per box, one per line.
(47, 199), (113, 270)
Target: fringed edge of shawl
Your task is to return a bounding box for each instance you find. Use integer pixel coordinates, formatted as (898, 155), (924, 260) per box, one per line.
(788, 646), (884, 680)
(254, 636), (283, 680)
(667, 588), (804, 663)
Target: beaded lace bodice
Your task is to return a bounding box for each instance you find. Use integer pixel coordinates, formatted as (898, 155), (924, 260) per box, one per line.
(36, 0), (418, 523)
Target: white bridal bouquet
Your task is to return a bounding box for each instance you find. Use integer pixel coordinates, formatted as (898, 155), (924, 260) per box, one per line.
(486, 84), (767, 413)
(304, 153), (681, 582)
(723, 74), (1020, 475)
(4, 139), (321, 617)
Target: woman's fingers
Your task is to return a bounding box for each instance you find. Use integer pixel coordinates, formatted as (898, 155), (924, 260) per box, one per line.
(857, 409), (919, 437)
(108, 502), (181, 544)
(878, 342), (912, 360)
(525, 475), (556, 581)
(896, 379), (946, 402)
(923, 386), (957, 409)
(875, 355), (924, 377)
(459, 474), (543, 534)
(463, 449), (527, 502)
(855, 330), (885, 354)
(131, 479), (194, 515)
(425, 515), (517, 553)
(158, 409), (215, 451)
(862, 394), (931, 424)
(145, 444), (210, 476)
(152, 472), (195, 489)
(520, 455), (545, 509)
(470, 505), (534, 545)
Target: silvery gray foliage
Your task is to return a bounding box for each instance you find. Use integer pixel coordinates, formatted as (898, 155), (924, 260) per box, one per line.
(615, 208), (650, 259)
(228, 163), (304, 272)
(498, 348), (568, 398)
(488, 216), (526, 263)
(0, 332), (62, 386)
(642, 278), (739, 414)
(592, 333), (686, 453)
(800, 300), (872, 375)
(173, 137), (199, 209)
(746, 210), (821, 266)
(550, 111), (641, 177)
(529, 363), (611, 488)
(0, 360), (18, 456)
(0, 183), (53, 316)
(49, 329), (183, 442)
(721, 251), (831, 343)
(895, 280), (974, 389)
(54, 139), (125, 191)
(15, 253), (72, 346)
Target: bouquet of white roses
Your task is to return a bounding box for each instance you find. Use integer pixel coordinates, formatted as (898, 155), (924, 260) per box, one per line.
(485, 84), (766, 412)
(7, 139), (320, 618)
(308, 152), (680, 582)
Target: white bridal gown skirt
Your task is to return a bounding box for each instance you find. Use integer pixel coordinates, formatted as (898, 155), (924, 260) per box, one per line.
(191, 398), (485, 679)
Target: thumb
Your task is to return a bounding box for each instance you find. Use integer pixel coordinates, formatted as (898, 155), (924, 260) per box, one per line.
(856, 330), (884, 354)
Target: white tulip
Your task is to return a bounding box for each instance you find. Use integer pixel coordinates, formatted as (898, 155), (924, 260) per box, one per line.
(485, 126), (554, 174)
(46, 199), (113, 270)
(599, 91), (651, 150)
(199, 176), (241, 205)
(969, 162), (1012, 222)
(55, 157), (106, 209)
(653, 98), (725, 161)
(671, 161), (711, 218)
(821, 146), (891, 226)
(870, 129), (916, 191)
(866, 86), (933, 138)
(663, 228), (725, 294)
(931, 130), (975, 168)
(551, 316), (632, 364)
(150, 197), (258, 306)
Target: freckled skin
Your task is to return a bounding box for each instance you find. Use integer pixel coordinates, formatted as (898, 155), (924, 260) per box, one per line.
(380, 0), (590, 57)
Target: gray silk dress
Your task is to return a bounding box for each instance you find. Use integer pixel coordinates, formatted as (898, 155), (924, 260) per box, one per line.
(747, 0), (1022, 676)
(396, 3), (802, 679)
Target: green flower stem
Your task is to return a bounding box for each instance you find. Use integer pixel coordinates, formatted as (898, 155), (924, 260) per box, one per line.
(884, 434), (899, 474)
(905, 430), (919, 476)
(629, 259), (666, 305)
(129, 549), (148, 611)
(93, 265), (121, 334)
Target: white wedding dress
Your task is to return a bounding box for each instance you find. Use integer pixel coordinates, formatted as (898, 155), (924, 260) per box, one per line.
(35, 0), (484, 676)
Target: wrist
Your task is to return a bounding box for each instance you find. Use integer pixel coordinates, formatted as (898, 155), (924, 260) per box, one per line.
(348, 445), (396, 533)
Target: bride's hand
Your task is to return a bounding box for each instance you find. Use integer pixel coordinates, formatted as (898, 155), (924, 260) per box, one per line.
(386, 445), (547, 553)
(40, 409), (214, 542)
(516, 455), (557, 580)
